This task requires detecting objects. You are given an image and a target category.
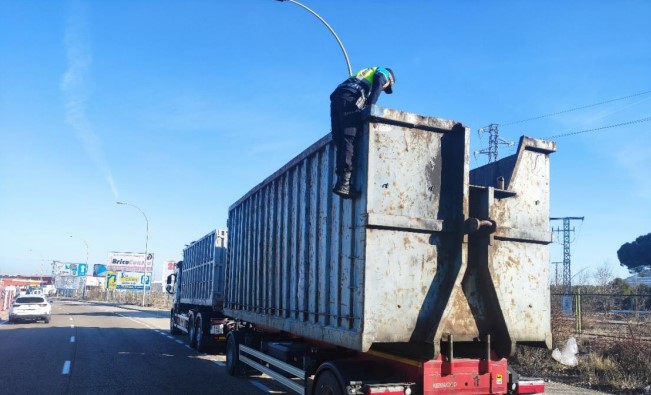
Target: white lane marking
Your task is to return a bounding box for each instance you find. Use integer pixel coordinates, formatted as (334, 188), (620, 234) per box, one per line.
(114, 313), (160, 333)
(167, 336), (174, 340)
(249, 380), (283, 394)
(70, 336), (76, 343)
(175, 339), (184, 344)
(71, 325), (75, 329)
(184, 345), (192, 350)
(62, 361), (71, 375)
(213, 361), (225, 367)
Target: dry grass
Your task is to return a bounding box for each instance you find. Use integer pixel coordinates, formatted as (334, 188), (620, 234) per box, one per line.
(511, 311), (651, 394)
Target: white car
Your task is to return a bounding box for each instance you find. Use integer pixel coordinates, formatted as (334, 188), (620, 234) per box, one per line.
(9, 295), (51, 324)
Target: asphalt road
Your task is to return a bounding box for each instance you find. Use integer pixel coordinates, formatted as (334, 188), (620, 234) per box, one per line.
(0, 299), (289, 395)
(0, 299), (609, 395)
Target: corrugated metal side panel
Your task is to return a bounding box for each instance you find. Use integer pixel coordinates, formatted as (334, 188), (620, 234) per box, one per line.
(468, 136), (556, 356)
(180, 229), (227, 309)
(225, 135), (367, 350)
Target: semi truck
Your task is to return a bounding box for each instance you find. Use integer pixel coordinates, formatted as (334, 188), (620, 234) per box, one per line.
(168, 105), (554, 394)
(167, 229), (231, 352)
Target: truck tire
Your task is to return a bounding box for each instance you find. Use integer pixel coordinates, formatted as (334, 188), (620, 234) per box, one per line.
(195, 314), (207, 353)
(188, 312), (197, 348)
(226, 332), (243, 376)
(314, 370), (343, 395)
(170, 311), (181, 335)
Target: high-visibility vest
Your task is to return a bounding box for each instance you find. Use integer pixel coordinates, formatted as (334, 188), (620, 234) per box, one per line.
(353, 67), (392, 87)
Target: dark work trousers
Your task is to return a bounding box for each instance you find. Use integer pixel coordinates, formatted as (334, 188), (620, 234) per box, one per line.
(330, 90), (362, 174)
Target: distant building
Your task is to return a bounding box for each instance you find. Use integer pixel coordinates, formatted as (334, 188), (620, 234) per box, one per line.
(625, 272), (651, 287)
(0, 275), (53, 287)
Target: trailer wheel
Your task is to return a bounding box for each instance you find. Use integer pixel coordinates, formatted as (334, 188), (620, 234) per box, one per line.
(195, 314), (207, 353)
(170, 310), (181, 335)
(314, 370), (343, 395)
(226, 332), (243, 376)
(188, 312), (197, 348)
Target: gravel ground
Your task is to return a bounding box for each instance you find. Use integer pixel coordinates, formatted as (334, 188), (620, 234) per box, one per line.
(546, 381), (612, 394)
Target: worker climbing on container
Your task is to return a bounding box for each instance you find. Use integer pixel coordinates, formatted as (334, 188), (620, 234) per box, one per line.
(330, 66), (395, 199)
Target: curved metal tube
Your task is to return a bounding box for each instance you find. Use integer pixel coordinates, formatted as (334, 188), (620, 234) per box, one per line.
(277, 0), (352, 77)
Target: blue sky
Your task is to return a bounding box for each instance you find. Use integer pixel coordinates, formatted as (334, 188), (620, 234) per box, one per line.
(1, 0), (649, 282)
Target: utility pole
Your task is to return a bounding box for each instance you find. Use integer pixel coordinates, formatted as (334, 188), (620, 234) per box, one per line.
(550, 217), (584, 293)
(117, 201), (150, 307)
(476, 124), (514, 163)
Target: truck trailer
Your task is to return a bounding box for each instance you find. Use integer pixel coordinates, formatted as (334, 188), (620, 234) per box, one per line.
(167, 229), (231, 352)
(221, 106), (555, 395)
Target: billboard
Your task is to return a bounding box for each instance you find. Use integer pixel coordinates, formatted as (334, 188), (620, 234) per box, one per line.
(106, 271), (151, 290)
(93, 264), (107, 277)
(54, 262), (73, 276)
(161, 260), (177, 282)
(106, 252), (154, 272)
(54, 262), (87, 276)
(54, 276), (84, 290)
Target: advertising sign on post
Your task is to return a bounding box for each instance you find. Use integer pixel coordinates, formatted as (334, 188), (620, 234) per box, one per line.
(93, 264), (107, 277)
(106, 252), (154, 272)
(161, 260), (177, 282)
(57, 263), (87, 276)
(106, 271), (151, 290)
(54, 262), (81, 276)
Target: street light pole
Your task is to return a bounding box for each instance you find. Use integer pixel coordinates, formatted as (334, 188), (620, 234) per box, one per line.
(116, 201), (149, 307)
(275, 0), (352, 77)
(29, 249), (45, 288)
(69, 236), (88, 300)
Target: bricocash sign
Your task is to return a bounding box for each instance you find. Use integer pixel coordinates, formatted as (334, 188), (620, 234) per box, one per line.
(106, 252), (154, 272)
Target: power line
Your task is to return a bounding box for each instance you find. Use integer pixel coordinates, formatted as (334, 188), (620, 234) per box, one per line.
(547, 116), (651, 139)
(500, 89), (651, 127)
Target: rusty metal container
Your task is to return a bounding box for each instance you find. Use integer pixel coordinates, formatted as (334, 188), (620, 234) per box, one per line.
(467, 137), (556, 355)
(224, 106), (554, 358)
(178, 229), (228, 310)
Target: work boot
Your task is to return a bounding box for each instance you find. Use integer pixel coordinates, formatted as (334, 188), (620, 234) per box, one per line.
(332, 172), (352, 199)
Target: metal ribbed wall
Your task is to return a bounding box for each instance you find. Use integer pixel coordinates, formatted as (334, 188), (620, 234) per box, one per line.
(180, 229), (227, 308)
(226, 134), (364, 333)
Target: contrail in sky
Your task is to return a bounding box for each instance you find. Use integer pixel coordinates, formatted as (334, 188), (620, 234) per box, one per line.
(60, 1), (119, 199)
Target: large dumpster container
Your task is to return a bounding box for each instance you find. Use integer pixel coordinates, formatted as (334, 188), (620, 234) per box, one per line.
(223, 106), (555, 394)
(179, 229), (228, 308)
(224, 106), (469, 354)
(467, 136), (556, 356)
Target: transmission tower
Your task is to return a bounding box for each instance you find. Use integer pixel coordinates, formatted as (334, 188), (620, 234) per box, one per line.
(550, 217), (584, 293)
(476, 124), (514, 163)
